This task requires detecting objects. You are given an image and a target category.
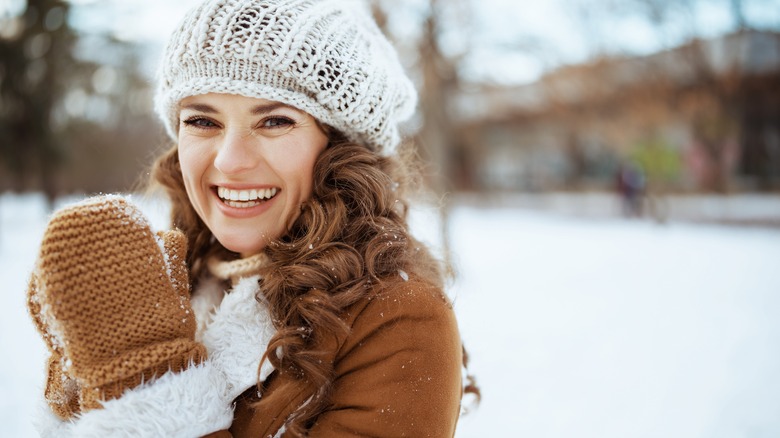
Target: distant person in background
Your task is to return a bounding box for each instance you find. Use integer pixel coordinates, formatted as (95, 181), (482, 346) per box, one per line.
(616, 160), (646, 217)
(26, 0), (477, 436)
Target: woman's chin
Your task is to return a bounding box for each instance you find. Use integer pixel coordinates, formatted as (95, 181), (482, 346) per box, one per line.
(216, 235), (268, 258)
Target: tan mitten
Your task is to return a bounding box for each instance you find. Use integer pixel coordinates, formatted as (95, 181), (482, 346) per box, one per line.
(28, 195), (206, 412)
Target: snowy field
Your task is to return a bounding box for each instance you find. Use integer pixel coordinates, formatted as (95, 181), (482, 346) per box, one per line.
(2, 192), (780, 437)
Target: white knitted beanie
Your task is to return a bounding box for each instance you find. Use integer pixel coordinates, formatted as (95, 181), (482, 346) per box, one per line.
(155, 0), (417, 152)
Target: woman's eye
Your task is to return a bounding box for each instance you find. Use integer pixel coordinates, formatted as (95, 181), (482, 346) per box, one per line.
(182, 117), (217, 129)
(262, 117), (295, 128)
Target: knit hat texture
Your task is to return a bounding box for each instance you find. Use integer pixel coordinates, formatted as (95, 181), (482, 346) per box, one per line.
(155, 0), (417, 152)
(28, 195), (206, 412)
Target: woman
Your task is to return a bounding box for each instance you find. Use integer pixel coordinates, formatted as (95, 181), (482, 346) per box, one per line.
(27, 0), (477, 436)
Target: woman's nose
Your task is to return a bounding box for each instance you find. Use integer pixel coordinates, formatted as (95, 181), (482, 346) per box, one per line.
(213, 130), (260, 175)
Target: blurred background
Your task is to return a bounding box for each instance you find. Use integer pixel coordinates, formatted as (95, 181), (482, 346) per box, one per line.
(2, 0), (780, 437)
(1, 0), (780, 201)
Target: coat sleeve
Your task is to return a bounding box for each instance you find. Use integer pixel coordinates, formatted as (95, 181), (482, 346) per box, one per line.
(306, 278), (464, 437)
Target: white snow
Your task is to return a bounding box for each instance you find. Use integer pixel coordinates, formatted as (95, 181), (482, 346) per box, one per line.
(2, 192), (780, 437)
(448, 207), (780, 438)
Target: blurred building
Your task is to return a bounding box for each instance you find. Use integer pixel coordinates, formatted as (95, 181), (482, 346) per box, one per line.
(453, 30), (780, 193)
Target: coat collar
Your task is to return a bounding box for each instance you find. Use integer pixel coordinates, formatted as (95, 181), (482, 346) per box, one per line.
(191, 273), (277, 391)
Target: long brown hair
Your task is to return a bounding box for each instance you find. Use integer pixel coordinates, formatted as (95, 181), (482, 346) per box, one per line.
(152, 129), (478, 433)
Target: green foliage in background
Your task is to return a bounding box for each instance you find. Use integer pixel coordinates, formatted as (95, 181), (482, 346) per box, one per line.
(630, 138), (682, 186)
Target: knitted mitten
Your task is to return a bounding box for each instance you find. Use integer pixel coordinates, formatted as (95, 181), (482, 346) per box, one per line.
(27, 196), (206, 413)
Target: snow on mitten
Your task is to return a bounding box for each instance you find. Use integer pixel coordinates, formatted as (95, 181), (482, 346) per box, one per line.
(157, 228), (190, 302)
(28, 195), (206, 412)
(27, 273), (81, 420)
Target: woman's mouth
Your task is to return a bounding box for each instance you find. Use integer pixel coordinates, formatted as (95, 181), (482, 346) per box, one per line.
(216, 186), (279, 208)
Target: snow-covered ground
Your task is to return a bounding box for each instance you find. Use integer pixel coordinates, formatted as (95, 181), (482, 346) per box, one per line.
(2, 192), (779, 437)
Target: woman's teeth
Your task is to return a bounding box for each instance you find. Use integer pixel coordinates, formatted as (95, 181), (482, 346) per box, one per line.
(217, 187), (278, 208)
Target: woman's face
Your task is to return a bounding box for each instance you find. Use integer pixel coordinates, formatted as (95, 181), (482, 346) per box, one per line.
(178, 93), (328, 257)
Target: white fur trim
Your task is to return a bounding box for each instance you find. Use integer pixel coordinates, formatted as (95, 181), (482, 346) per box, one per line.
(201, 275), (276, 400)
(190, 276), (226, 341)
(34, 400), (74, 437)
(36, 362), (233, 438)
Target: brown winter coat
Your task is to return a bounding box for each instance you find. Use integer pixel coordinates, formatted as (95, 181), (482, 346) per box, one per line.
(206, 276), (464, 437)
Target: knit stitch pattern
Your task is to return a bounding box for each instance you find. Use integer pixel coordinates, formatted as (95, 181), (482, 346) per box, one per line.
(155, 0), (417, 152)
(28, 196), (206, 413)
(207, 251), (270, 283)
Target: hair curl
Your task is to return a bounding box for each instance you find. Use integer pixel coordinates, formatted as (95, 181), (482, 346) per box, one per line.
(151, 130), (478, 434)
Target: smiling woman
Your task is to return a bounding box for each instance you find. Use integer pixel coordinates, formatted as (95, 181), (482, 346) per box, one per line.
(25, 0), (478, 437)
(177, 93), (328, 257)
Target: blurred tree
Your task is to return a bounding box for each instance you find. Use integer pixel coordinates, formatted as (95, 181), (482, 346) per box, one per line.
(52, 34), (162, 195)
(370, 0), (472, 191)
(370, 0), (474, 265)
(0, 0), (75, 206)
(1, 2), (163, 202)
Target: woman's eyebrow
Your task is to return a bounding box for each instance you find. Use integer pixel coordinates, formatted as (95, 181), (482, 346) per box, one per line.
(180, 103), (217, 113)
(180, 102), (298, 115)
(251, 102), (297, 115)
